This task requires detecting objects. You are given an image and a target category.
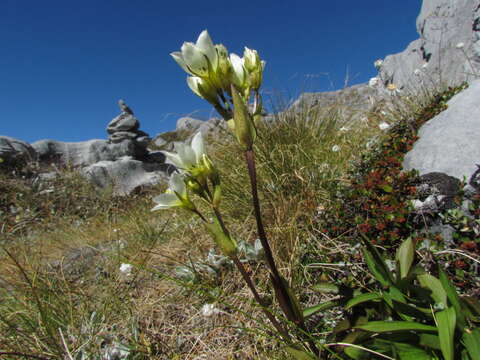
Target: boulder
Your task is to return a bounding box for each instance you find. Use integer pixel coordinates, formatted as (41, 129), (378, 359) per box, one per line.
(82, 157), (173, 195)
(378, 0), (480, 90)
(0, 136), (37, 164)
(32, 138), (137, 167)
(403, 79), (480, 181)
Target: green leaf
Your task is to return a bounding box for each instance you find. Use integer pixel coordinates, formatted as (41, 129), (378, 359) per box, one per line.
(417, 274), (447, 307)
(395, 237), (415, 279)
(285, 346), (316, 360)
(438, 265), (465, 314)
(312, 281), (340, 294)
(345, 292), (382, 310)
(356, 321), (437, 333)
(436, 307), (456, 360)
(360, 234), (394, 287)
(462, 328), (480, 360)
(303, 300), (339, 319)
(373, 339), (432, 360)
(419, 333), (441, 350)
(381, 184), (394, 193)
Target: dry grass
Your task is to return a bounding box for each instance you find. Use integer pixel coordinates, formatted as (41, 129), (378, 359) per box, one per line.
(0, 85), (458, 359)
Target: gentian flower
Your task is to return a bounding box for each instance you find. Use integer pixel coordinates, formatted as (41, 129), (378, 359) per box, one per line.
(170, 30), (218, 77)
(151, 173), (195, 211)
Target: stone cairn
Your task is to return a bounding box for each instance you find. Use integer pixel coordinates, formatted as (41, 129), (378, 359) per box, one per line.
(106, 99), (151, 158)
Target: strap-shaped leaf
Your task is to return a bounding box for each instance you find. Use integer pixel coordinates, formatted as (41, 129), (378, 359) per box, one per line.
(438, 266), (466, 328)
(436, 307), (456, 360)
(462, 328), (480, 360)
(285, 346), (316, 360)
(303, 300), (339, 319)
(417, 274), (447, 307)
(345, 292), (382, 310)
(361, 234), (394, 287)
(395, 237), (415, 280)
(356, 321), (437, 333)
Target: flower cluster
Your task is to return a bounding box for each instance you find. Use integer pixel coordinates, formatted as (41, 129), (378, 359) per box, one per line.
(171, 30), (265, 149)
(171, 30), (265, 117)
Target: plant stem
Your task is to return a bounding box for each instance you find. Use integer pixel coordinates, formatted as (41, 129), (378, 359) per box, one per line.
(244, 149), (320, 356)
(231, 256), (290, 342)
(211, 207), (290, 341)
(244, 149), (281, 279)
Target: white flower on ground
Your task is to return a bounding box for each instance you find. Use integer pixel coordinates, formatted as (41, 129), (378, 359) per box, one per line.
(331, 145), (341, 152)
(119, 263), (133, 276)
(456, 42), (465, 49)
(414, 69), (421, 76)
(151, 173), (192, 211)
(171, 30), (218, 77)
(201, 303), (221, 317)
(369, 77), (379, 87)
(422, 62), (429, 69)
(374, 59), (384, 69)
(379, 122), (390, 130)
(339, 126), (350, 132)
(164, 132), (206, 171)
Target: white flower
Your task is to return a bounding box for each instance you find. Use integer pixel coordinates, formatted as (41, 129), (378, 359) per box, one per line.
(201, 303), (221, 317)
(151, 173), (190, 211)
(119, 263), (133, 276)
(360, 116), (369, 123)
(229, 53), (246, 88)
(456, 42), (465, 49)
(171, 30), (218, 77)
(379, 122), (390, 130)
(186, 76), (217, 103)
(339, 126), (350, 132)
(414, 69), (421, 76)
(422, 62), (429, 69)
(374, 59), (384, 69)
(331, 145), (341, 152)
(164, 132), (205, 171)
(369, 77), (379, 87)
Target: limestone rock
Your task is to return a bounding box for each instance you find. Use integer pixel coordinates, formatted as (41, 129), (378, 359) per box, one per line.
(378, 0), (480, 90)
(82, 158), (173, 195)
(32, 139), (136, 167)
(0, 136), (37, 164)
(106, 113), (140, 134)
(403, 79), (480, 181)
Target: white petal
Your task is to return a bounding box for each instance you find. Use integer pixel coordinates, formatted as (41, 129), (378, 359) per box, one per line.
(169, 172), (186, 196)
(151, 193), (181, 210)
(164, 151), (186, 168)
(187, 77), (203, 98)
(229, 53), (245, 86)
(191, 132), (205, 163)
(181, 42), (209, 77)
(170, 52), (194, 75)
(196, 30), (218, 70)
(176, 142), (196, 168)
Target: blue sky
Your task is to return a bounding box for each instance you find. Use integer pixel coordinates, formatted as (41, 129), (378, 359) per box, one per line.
(1, 0), (421, 143)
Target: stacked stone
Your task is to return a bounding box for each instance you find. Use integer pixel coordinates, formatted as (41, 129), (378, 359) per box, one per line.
(106, 100), (151, 159)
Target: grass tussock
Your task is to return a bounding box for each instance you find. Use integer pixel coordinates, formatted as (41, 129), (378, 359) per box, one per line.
(0, 82), (478, 359)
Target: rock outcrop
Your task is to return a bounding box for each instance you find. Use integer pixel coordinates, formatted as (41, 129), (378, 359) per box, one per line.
(0, 136), (37, 164)
(403, 79), (480, 181)
(14, 100), (173, 195)
(378, 0), (480, 91)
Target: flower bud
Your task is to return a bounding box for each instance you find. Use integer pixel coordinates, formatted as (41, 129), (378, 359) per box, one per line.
(205, 219), (237, 256)
(231, 84), (256, 150)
